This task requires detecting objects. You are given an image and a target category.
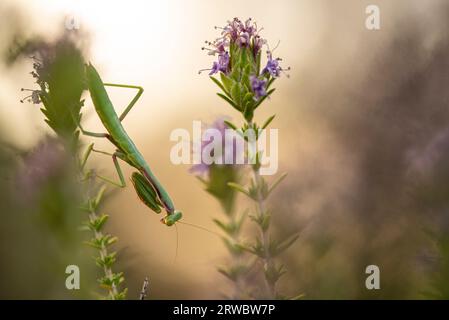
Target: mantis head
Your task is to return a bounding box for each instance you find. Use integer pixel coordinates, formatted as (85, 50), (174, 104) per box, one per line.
(161, 210), (183, 226)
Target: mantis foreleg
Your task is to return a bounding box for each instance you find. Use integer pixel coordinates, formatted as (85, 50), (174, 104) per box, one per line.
(81, 143), (127, 188)
(93, 150), (127, 188)
(103, 83), (143, 121)
(75, 115), (109, 138)
(75, 83), (142, 138)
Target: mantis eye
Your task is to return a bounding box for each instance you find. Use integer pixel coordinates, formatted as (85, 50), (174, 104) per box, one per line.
(161, 210), (183, 226)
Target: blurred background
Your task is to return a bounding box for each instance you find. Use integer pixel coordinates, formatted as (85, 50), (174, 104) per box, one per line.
(1, 0), (449, 299)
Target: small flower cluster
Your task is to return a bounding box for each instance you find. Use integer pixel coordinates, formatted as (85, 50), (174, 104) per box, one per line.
(20, 38), (86, 147)
(20, 43), (57, 104)
(200, 18), (289, 121)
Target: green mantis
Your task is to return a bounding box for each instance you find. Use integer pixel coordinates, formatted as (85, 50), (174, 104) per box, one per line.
(79, 63), (182, 226)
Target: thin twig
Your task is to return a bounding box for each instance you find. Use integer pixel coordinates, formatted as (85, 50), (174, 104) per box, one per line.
(139, 277), (149, 300)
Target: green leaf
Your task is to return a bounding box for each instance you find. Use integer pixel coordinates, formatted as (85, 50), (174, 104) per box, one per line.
(243, 102), (254, 122)
(242, 92), (254, 108)
(264, 263), (286, 285)
(223, 120), (238, 131)
(266, 77), (276, 90)
(230, 61), (241, 80)
(84, 239), (101, 249)
(289, 293), (306, 300)
(230, 83), (242, 107)
(227, 182), (251, 198)
(246, 237), (265, 258)
(114, 288), (128, 300)
(260, 212), (271, 232)
(235, 211), (247, 234)
(272, 233), (300, 257)
(222, 237), (244, 255)
(262, 114), (276, 129)
(93, 185), (107, 209)
(256, 51), (261, 75)
(218, 264), (249, 282)
(217, 267), (236, 282)
(88, 213), (109, 232)
(213, 219), (232, 235)
(254, 88), (276, 110)
(95, 252), (117, 268)
(210, 76), (232, 98)
(242, 67), (252, 92)
(96, 214), (109, 230)
(267, 172), (288, 196)
(220, 73), (234, 92)
(195, 175), (208, 186)
(249, 211), (271, 232)
(217, 93), (240, 112)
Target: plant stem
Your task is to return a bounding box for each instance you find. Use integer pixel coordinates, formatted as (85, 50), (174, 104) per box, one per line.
(252, 165), (276, 299)
(139, 277), (149, 300)
(88, 210), (118, 299)
(246, 120), (276, 299)
(230, 215), (245, 299)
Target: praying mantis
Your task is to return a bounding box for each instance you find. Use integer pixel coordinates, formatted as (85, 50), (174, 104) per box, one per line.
(79, 63), (182, 226)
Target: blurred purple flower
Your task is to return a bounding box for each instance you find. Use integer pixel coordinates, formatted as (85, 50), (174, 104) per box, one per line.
(18, 138), (67, 199)
(190, 118), (241, 176)
(250, 76), (267, 100)
(407, 126), (449, 174)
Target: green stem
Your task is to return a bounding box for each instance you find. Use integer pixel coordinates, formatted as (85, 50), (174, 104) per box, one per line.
(252, 165), (276, 299)
(247, 121), (276, 299)
(230, 215), (245, 299)
(88, 210), (119, 299)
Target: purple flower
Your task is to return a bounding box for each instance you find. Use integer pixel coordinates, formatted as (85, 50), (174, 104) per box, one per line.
(201, 52), (230, 75)
(201, 17), (275, 77)
(236, 32), (251, 47)
(262, 56), (281, 77)
(17, 138), (67, 200)
(222, 18), (243, 41)
(250, 76), (267, 100)
(190, 118), (241, 176)
(202, 39), (228, 56)
(262, 52), (290, 78)
(20, 88), (42, 104)
(242, 18), (257, 36)
(252, 35), (266, 55)
(189, 162), (210, 176)
(205, 17), (265, 54)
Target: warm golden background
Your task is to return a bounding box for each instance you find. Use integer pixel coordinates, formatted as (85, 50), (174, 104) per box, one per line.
(1, 0), (449, 299)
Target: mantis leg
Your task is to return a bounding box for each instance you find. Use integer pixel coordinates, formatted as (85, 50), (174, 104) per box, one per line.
(73, 112), (109, 138)
(82, 146), (127, 188)
(103, 83), (144, 121)
(94, 150), (127, 188)
(80, 143), (94, 170)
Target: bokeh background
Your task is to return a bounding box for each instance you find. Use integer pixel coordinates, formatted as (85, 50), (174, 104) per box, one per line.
(1, 0), (449, 299)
